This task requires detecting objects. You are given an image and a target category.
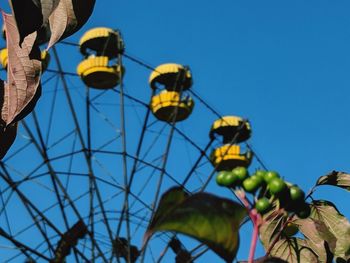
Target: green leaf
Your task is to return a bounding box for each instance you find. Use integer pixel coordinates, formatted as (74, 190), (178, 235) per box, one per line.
(316, 171), (350, 191)
(145, 187), (247, 263)
(149, 187), (189, 224)
(259, 209), (286, 250)
(310, 200), (350, 261)
(270, 238), (319, 263)
(295, 218), (335, 262)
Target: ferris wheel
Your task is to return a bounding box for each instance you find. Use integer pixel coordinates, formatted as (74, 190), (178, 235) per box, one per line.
(0, 26), (264, 262)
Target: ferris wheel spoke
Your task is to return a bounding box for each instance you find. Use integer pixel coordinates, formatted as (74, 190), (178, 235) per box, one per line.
(181, 138), (214, 187)
(2, 140), (32, 162)
(139, 123), (168, 162)
(111, 87), (149, 108)
(88, 97), (121, 132)
(111, 50), (135, 262)
(52, 47), (117, 260)
(127, 153), (184, 187)
(0, 160), (49, 196)
(44, 74), (60, 146)
(0, 184), (13, 237)
(27, 112), (72, 229)
(0, 227), (51, 261)
(115, 90), (153, 242)
(0, 165), (61, 258)
(21, 122), (108, 261)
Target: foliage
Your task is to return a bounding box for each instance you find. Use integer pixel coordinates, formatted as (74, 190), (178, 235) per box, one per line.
(145, 187), (247, 262)
(1, 1), (350, 262)
(0, 0), (95, 159)
(146, 170), (350, 262)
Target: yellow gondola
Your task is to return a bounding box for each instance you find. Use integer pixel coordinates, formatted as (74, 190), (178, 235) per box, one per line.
(151, 90), (194, 122)
(79, 27), (124, 58)
(0, 48), (8, 69)
(149, 63), (192, 91)
(77, 56), (124, 89)
(41, 50), (50, 71)
(210, 144), (252, 171)
(210, 116), (251, 143)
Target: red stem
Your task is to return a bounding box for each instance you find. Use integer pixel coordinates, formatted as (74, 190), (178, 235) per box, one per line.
(248, 211), (259, 263)
(234, 189), (260, 263)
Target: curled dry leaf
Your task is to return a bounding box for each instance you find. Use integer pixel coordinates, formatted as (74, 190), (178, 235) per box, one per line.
(310, 200), (350, 261)
(41, 0), (61, 26)
(270, 238), (319, 263)
(316, 171), (350, 192)
(295, 218), (335, 263)
(2, 13), (42, 126)
(47, 0), (96, 49)
(9, 0), (95, 48)
(259, 209), (286, 250)
(0, 79), (18, 160)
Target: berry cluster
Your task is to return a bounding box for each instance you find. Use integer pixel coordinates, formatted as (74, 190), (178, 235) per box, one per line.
(216, 167), (311, 218)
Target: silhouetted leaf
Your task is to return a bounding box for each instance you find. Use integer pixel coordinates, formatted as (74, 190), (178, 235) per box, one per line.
(316, 171), (350, 191)
(145, 187), (247, 263)
(47, 0), (96, 49)
(9, 0), (95, 48)
(8, 0), (43, 44)
(270, 238), (319, 263)
(2, 13), (42, 126)
(310, 200), (350, 261)
(295, 218), (335, 262)
(0, 122), (17, 160)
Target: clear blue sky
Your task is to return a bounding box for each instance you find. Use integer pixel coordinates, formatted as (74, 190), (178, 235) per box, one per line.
(1, 1), (350, 262)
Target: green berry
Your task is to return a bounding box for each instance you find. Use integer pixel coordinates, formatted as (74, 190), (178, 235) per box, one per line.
(289, 186), (305, 202)
(268, 178), (286, 195)
(283, 222), (299, 237)
(255, 197), (271, 214)
(216, 171), (237, 187)
(251, 175), (263, 186)
(216, 171), (228, 186)
(222, 172), (237, 187)
(255, 170), (266, 180)
(243, 178), (259, 193)
(264, 171), (280, 183)
(297, 203), (311, 219)
(232, 166), (248, 181)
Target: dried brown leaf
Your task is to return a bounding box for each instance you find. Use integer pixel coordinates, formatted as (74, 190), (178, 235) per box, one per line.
(41, 0), (60, 25)
(316, 171), (350, 192)
(2, 13), (42, 126)
(295, 218), (335, 263)
(259, 209), (286, 250)
(47, 0), (95, 49)
(270, 238), (319, 263)
(310, 200), (350, 261)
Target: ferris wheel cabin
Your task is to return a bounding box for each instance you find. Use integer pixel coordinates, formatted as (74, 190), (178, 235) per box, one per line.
(149, 63), (194, 122)
(210, 116), (252, 171)
(77, 27), (124, 89)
